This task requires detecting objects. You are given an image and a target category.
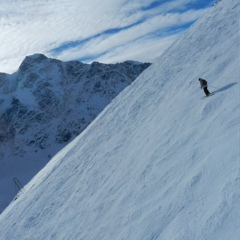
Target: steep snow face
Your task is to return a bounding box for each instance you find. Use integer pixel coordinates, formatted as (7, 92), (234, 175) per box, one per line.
(0, 0), (239, 239)
(0, 56), (150, 212)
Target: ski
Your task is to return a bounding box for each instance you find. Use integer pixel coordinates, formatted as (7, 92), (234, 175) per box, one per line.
(201, 92), (215, 100)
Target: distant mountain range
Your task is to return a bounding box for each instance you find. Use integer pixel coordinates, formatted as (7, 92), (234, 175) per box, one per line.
(0, 54), (150, 212)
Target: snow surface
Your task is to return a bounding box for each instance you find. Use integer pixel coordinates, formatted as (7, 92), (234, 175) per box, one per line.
(0, 0), (240, 239)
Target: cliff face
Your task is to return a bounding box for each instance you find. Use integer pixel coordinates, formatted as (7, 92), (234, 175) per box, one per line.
(0, 54), (150, 211)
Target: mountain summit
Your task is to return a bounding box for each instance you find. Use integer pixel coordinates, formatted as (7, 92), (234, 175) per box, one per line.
(0, 56), (150, 212)
(0, 0), (239, 239)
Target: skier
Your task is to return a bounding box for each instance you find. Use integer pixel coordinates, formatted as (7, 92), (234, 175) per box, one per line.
(199, 78), (211, 96)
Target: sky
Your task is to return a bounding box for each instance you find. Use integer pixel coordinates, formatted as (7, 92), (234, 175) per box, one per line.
(0, 0), (215, 74)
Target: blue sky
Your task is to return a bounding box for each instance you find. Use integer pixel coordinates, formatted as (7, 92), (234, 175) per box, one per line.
(0, 0), (215, 73)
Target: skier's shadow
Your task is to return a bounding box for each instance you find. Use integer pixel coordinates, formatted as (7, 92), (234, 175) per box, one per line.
(213, 82), (238, 93)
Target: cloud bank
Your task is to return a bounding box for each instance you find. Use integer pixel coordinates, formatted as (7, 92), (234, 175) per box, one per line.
(0, 0), (215, 73)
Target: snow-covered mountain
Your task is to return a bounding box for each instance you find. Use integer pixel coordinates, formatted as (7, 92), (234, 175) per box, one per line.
(1, 0), (239, 239)
(0, 56), (150, 212)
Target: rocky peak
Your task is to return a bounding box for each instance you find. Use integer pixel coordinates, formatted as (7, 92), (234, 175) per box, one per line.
(0, 54), (150, 212)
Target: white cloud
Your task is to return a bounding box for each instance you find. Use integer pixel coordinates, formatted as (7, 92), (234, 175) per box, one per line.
(96, 34), (180, 64)
(0, 0), (213, 73)
(52, 8), (208, 62)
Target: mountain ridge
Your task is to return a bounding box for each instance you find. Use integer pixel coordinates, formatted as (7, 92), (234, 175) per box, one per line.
(0, 55), (150, 212)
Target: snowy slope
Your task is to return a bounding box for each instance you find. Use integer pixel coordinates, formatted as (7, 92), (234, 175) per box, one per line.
(0, 0), (239, 239)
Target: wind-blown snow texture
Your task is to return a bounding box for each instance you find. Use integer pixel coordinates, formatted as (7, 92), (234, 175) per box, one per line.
(0, 56), (149, 213)
(0, 0), (239, 239)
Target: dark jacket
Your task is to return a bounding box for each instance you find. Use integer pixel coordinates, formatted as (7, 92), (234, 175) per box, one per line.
(199, 78), (208, 89)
